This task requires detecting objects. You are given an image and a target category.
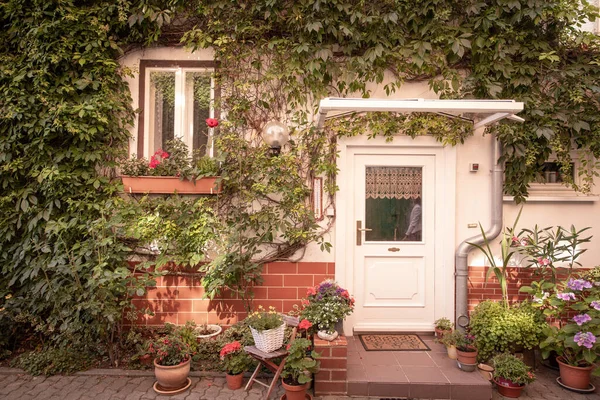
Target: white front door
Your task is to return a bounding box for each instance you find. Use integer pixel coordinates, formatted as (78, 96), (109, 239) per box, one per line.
(336, 137), (455, 333)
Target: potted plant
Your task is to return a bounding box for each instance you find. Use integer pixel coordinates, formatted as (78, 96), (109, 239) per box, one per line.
(434, 317), (453, 339)
(220, 341), (253, 390)
(438, 330), (462, 360)
(491, 353), (535, 398)
(246, 306), (285, 353)
(299, 280), (355, 341)
(538, 277), (600, 390)
(455, 331), (478, 367)
(195, 323), (222, 340)
(148, 332), (193, 392)
(281, 338), (320, 400)
(120, 137), (221, 194)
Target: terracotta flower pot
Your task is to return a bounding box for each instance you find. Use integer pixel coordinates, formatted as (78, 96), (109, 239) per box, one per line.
(435, 327), (451, 339)
(281, 380), (309, 400)
(494, 378), (524, 398)
(226, 373), (244, 390)
(153, 357), (191, 389)
(556, 356), (594, 389)
(456, 347), (478, 364)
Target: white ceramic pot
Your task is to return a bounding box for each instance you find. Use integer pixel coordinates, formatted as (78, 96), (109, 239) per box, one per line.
(317, 330), (339, 341)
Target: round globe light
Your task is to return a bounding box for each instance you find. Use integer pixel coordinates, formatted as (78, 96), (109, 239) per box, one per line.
(261, 121), (290, 155)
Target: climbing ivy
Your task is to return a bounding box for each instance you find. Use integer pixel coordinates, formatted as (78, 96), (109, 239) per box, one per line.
(1, 0), (599, 359)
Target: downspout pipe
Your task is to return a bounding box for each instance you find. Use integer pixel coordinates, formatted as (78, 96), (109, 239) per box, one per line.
(455, 136), (504, 330)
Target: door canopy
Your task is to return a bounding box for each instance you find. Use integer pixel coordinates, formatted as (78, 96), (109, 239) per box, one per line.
(315, 98), (525, 130)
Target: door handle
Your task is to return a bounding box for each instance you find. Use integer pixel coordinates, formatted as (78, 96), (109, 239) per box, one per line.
(356, 221), (372, 246)
(388, 247), (400, 252)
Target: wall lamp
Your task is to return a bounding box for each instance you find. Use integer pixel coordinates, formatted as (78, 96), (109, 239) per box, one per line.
(261, 120), (290, 156)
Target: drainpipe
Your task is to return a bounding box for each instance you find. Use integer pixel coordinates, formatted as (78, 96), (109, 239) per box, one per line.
(455, 136), (503, 330)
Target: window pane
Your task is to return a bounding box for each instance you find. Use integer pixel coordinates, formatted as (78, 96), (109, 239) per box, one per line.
(365, 166), (422, 242)
(149, 71), (176, 153)
(186, 72), (212, 155)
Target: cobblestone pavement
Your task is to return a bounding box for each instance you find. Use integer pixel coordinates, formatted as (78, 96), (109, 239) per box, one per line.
(0, 366), (598, 400)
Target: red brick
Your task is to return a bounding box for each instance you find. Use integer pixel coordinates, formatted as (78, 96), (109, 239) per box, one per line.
(208, 312), (239, 325)
(315, 370), (331, 381)
(261, 274), (283, 287)
(314, 381), (347, 394)
(297, 262), (328, 274)
(175, 286), (205, 299)
(313, 275), (334, 286)
(193, 299), (211, 312)
(316, 348), (331, 357)
(161, 300), (193, 313)
(284, 275), (314, 287)
(208, 299), (247, 314)
(331, 347), (347, 357)
(177, 312), (208, 325)
(283, 300), (301, 313)
(320, 358), (347, 369)
(268, 287), (298, 299)
(327, 263), (336, 275)
(252, 287), (268, 299)
(267, 262), (297, 274)
(314, 336), (347, 347)
(331, 370), (347, 381)
(252, 300), (284, 312)
(145, 287), (177, 300)
(145, 312), (178, 326)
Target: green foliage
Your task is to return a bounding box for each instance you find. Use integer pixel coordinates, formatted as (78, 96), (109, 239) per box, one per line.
(281, 338), (320, 386)
(11, 347), (94, 376)
(219, 341), (253, 375)
(491, 353), (535, 385)
(148, 327), (193, 366)
(438, 330), (463, 347)
(469, 301), (547, 362)
(434, 317), (453, 331)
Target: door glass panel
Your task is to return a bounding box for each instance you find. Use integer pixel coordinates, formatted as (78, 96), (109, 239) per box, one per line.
(365, 166), (422, 242)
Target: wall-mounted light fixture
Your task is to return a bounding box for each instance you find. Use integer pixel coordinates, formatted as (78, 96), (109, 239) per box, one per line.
(261, 120), (289, 156)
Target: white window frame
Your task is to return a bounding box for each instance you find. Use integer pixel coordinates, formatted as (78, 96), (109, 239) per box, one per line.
(137, 60), (218, 159)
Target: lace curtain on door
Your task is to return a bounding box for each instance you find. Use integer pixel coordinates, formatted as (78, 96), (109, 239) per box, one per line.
(365, 167), (422, 199)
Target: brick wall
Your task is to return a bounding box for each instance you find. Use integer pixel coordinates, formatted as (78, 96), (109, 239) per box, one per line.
(132, 261), (334, 326)
(314, 336), (348, 395)
(467, 266), (586, 312)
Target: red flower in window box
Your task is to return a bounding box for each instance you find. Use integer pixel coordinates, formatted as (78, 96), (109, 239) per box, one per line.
(206, 118), (219, 128)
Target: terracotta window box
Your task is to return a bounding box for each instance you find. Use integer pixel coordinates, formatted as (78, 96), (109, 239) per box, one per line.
(121, 176), (222, 194)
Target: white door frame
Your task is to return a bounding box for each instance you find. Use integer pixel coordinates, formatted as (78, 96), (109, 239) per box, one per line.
(335, 135), (456, 333)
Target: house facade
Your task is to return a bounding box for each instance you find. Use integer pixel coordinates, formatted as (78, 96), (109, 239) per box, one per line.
(121, 45), (600, 334)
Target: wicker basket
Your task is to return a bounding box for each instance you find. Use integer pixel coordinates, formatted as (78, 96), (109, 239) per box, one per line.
(250, 323), (286, 353)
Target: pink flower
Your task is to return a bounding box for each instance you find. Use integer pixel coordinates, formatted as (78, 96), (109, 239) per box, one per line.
(301, 299), (310, 306)
(307, 287), (316, 296)
(149, 156), (160, 169)
(341, 290), (350, 299)
(537, 257), (550, 266)
(298, 319), (312, 330)
(206, 118), (219, 128)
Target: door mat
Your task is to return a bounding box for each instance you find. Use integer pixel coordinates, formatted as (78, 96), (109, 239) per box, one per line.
(358, 334), (430, 351)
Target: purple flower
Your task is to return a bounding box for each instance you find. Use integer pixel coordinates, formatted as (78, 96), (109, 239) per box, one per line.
(574, 332), (597, 349)
(591, 301), (600, 311)
(556, 292), (576, 301)
(567, 279), (593, 291)
(573, 314), (592, 326)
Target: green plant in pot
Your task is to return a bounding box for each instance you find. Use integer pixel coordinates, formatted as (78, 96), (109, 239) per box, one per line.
(468, 300), (546, 363)
(281, 338), (320, 400)
(536, 277), (600, 390)
(220, 341), (253, 390)
(491, 353), (535, 398)
(148, 332), (193, 392)
(438, 330), (462, 360)
(434, 317), (453, 339)
(455, 331), (478, 367)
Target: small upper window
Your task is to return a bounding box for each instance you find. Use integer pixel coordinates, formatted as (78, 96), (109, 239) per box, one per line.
(137, 61), (218, 158)
(536, 162), (575, 184)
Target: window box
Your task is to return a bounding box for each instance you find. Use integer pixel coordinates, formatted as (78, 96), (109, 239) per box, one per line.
(121, 176), (222, 194)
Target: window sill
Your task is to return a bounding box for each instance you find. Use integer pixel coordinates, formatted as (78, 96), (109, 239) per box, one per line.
(503, 194), (599, 203)
(121, 176), (222, 194)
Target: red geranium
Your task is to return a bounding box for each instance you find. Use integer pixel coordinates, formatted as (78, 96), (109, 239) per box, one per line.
(298, 319), (312, 330)
(206, 118), (219, 128)
(220, 341), (242, 359)
(306, 287), (317, 296)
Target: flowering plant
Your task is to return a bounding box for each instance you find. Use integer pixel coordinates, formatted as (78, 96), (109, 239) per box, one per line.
(455, 331), (477, 352)
(148, 332), (193, 366)
(299, 280), (355, 333)
(537, 277), (600, 371)
(245, 306), (284, 331)
(281, 338), (320, 386)
(120, 138), (218, 179)
(492, 353), (536, 386)
(219, 341), (253, 375)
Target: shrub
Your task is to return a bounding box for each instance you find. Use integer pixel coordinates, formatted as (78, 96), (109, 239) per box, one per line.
(469, 300), (546, 362)
(11, 347), (94, 376)
(492, 353), (535, 385)
(434, 317), (453, 330)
